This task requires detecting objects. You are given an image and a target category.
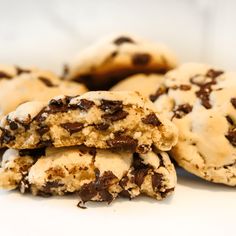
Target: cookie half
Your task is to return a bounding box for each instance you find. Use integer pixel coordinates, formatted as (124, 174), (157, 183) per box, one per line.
(153, 63), (236, 186)
(110, 73), (164, 98)
(0, 91), (178, 152)
(0, 67), (87, 118)
(63, 33), (178, 90)
(0, 146), (176, 203)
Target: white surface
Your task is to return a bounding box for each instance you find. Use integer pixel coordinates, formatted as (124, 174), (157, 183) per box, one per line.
(0, 168), (235, 236)
(0, 0), (235, 235)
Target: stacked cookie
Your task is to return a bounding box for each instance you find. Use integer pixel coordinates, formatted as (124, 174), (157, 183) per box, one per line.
(0, 91), (178, 205)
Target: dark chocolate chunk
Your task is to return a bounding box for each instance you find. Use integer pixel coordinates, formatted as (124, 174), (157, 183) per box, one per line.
(107, 135), (138, 151)
(132, 153), (151, 187)
(113, 36), (135, 45)
(43, 181), (64, 194)
(225, 128), (236, 146)
(15, 66), (31, 75)
(48, 99), (68, 113)
(9, 121), (18, 130)
(226, 115), (234, 126)
(119, 175), (129, 188)
(132, 53), (151, 66)
(95, 123), (110, 131)
(205, 69), (224, 79)
(152, 173), (162, 191)
(160, 187), (174, 198)
(77, 201), (87, 209)
(99, 100), (123, 113)
(37, 140), (53, 147)
(119, 190), (131, 199)
(76, 99), (95, 111)
(79, 170), (117, 203)
(179, 84), (191, 90)
(173, 103), (192, 119)
(137, 144), (150, 154)
(0, 128), (15, 144)
(36, 125), (50, 136)
(60, 122), (84, 135)
(190, 69), (223, 109)
(149, 86), (168, 102)
(38, 76), (57, 87)
(230, 98), (236, 109)
(19, 148), (46, 158)
(0, 71), (11, 79)
(142, 113), (162, 126)
(110, 51), (118, 58)
(102, 110), (128, 122)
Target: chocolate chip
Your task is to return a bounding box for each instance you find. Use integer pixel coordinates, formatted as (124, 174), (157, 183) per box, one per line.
(132, 53), (151, 66)
(132, 153), (150, 187)
(107, 135), (138, 151)
(173, 103), (193, 119)
(19, 148), (46, 158)
(0, 71), (11, 79)
(225, 128), (236, 146)
(179, 84), (191, 90)
(0, 128), (15, 144)
(142, 113), (161, 126)
(37, 140), (53, 147)
(110, 51), (118, 58)
(119, 190), (131, 199)
(60, 122), (84, 135)
(137, 144), (150, 154)
(113, 36), (135, 45)
(102, 110), (128, 122)
(43, 181), (64, 194)
(76, 99), (95, 111)
(206, 69), (224, 79)
(78, 170), (117, 203)
(190, 69), (223, 109)
(226, 116), (234, 125)
(230, 98), (236, 109)
(99, 100), (123, 113)
(152, 173), (162, 191)
(77, 201), (87, 209)
(15, 66), (31, 75)
(38, 76), (57, 87)
(48, 99), (68, 113)
(36, 125), (50, 136)
(160, 187), (174, 198)
(149, 86), (168, 102)
(119, 176), (129, 188)
(9, 121), (18, 130)
(95, 123), (109, 131)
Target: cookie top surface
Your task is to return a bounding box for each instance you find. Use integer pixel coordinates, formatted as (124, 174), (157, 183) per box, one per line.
(110, 73), (164, 98)
(0, 91), (178, 152)
(153, 63), (236, 185)
(63, 33), (178, 90)
(0, 67), (87, 117)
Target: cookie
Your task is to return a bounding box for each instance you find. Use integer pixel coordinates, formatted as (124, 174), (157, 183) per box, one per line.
(63, 33), (178, 90)
(153, 63), (236, 186)
(0, 91), (178, 152)
(0, 68), (87, 118)
(110, 73), (164, 98)
(0, 146), (176, 203)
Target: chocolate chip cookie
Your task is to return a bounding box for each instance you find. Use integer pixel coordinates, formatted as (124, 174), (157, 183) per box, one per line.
(153, 63), (236, 186)
(110, 73), (164, 99)
(0, 67), (87, 118)
(63, 34), (178, 90)
(0, 146), (176, 203)
(0, 91), (178, 152)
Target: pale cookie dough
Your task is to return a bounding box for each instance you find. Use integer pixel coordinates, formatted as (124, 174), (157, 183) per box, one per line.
(0, 91), (178, 152)
(63, 33), (178, 90)
(153, 63), (236, 186)
(110, 73), (164, 98)
(0, 146), (176, 203)
(0, 68), (87, 117)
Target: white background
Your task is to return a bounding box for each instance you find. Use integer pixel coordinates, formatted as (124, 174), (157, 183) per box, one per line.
(0, 0), (235, 235)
